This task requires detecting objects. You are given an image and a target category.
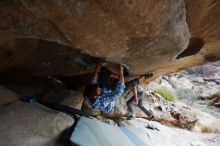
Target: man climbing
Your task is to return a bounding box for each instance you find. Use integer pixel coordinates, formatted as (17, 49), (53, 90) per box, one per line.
(84, 62), (125, 114)
(125, 78), (154, 120)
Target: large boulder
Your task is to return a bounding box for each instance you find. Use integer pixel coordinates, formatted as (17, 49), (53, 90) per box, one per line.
(132, 91), (197, 128)
(112, 95), (128, 116)
(0, 102), (74, 146)
(119, 118), (220, 146)
(0, 0), (219, 79)
(0, 86), (18, 107)
(40, 89), (84, 109)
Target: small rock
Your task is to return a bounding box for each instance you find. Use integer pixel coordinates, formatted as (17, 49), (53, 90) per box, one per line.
(146, 123), (160, 131)
(214, 102), (220, 108)
(213, 92), (220, 100)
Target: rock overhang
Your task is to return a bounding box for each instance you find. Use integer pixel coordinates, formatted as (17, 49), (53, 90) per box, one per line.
(0, 0), (219, 80)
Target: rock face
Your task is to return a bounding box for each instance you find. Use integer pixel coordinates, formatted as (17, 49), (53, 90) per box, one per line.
(147, 62), (220, 100)
(41, 89), (84, 109)
(132, 91), (197, 128)
(0, 0), (219, 78)
(119, 118), (220, 146)
(0, 86), (18, 107)
(146, 62), (220, 118)
(0, 102), (74, 146)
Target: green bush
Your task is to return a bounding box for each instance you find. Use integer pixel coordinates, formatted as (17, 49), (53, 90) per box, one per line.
(208, 100), (215, 106)
(154, 87), (177, 102)
(208, 98), (219, 106)
(177, 74), (184, 79)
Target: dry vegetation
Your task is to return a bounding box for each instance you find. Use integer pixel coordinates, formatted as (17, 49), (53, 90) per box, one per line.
(199, 119), (220, 133)
(192, 111), (220, 134)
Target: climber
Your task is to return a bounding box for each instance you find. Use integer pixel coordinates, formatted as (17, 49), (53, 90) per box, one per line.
(125, 78), (154, 120)
(84, 62), (125, 114)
